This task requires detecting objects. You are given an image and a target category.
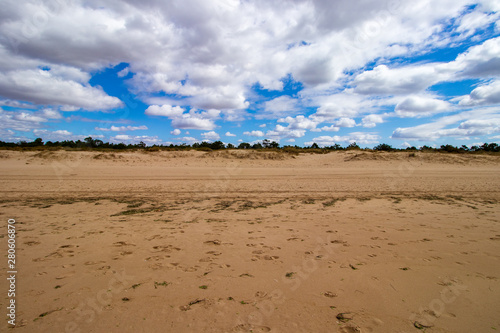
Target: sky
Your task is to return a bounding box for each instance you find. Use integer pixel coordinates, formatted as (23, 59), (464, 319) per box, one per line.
(0, 0), (499, 148)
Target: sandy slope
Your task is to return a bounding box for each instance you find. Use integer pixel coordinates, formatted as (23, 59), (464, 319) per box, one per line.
(0, 150), (499, 333)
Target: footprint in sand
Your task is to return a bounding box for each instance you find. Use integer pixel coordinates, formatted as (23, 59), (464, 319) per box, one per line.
(340, 325), (361, 333)
(287, 237), (304, 241)
(152, 245), (181, 253)
(233, 324), (271, 332)
(199, 257), (213, 263)
(204, 240), (222, 245)
(113, 241), (136, 246)
(145, 234), (163, 241)
(263, 255), (279, 260)
(56, 272), (75, 280)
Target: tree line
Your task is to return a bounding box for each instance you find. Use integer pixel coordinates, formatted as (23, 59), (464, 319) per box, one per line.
(0, 137), (499, 153)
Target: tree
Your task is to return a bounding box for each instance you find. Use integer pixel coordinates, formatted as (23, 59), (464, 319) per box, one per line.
(374, 143), (393, 151)
(210, 141), (225, 150)
(269, 141), (279, 149)
(325, 144), (342, 150)
(33, 138), (44, 146)
(310, 143), (319, 149)
(346, 142), (360, 150)
(238, 142), (251, 149)
(84, 137), (95, 148)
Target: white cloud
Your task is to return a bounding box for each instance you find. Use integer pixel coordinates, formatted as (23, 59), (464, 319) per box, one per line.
(243, 130), (265, 137)
(171, 116), (216, 130)
(40, 108), (62, 119)
(145, 105), (185, 117)
(456, 11), (500, 38)
(117, 67), (129, 78)
(95, 125), (148, 132)
(260, 96), (300, 119)
(111, 135), (162, 145)
(145, 105), (218, 130)
(395, 95), (451, 117)
(278, 115), (318, 130)
(201, 131), (220, 141)
(14, 112), (47, 123)
(311, 92), (367, 120)
(225, 131), (236, 137)
(353, 64), (451, 95)
(305, 132), (380, 146)
(457, 80), (500, 106)
(171, 129), (181, 135)
(0, 100), (36, 109)
(0, 108), (59, 132)
(319, 125), (340, 132)
(451, 36), (500, 78)
(114, 135), (130, 141)
(335, 117), (356, 128)
(266, 125), (306, 139)
(177, 137), (198, 144)
(391, 107), (500, 140)
(362, 114), (385, 128)
(0, 68), (123, 111)
(32, 129), (100, 142)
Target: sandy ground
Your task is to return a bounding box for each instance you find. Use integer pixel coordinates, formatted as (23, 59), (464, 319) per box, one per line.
(0, 150), (499, 333)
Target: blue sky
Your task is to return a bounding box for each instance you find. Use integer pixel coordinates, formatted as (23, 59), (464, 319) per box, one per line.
(0, 0), (499, 148)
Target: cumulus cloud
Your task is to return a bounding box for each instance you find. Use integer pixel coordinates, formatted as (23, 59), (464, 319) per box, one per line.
(32, 129), (101, 142)
(305, 132), (381, 146)
(266, 125), (306, 139)
(95, 125), (148, 131)
(225, 132), (236, 137)
(259, 96), (301, 119)
(395, 95), (451, 117)
(171, 129), (181, 135)
(117, 67), (129, 78)
(457, 80), (500, 106)
(278, 115), (318, 130)
(362, 114), (385, 128)
(451, 36), (500, 78)
(177, 137), (199, 145)
(1, 0), (499, 144)
(0, 108), (61, 132)
(391, 107), (500, 140)
(146, 105), (219, 130)
(171, 116), (217, 130)
(111, 135), (162, 145)
(0, 69), (123, 111)
(311, 92), (367, 120)
(201, 131), (220, 141)
(243, 130), (265, 137)
(145, 105), (185, 117)
(318, 125), (340, 132)
(335, 117), (356, 128)
(353, 64), (451, 95)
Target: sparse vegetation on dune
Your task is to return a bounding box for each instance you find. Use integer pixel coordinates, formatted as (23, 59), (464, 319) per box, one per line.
(1, 137), (499, 155)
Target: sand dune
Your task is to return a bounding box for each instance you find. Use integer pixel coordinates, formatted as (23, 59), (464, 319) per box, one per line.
(0, 150), (499, 332)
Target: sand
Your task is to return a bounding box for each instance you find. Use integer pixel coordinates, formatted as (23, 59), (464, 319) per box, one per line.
(0, 150), (499, 332)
